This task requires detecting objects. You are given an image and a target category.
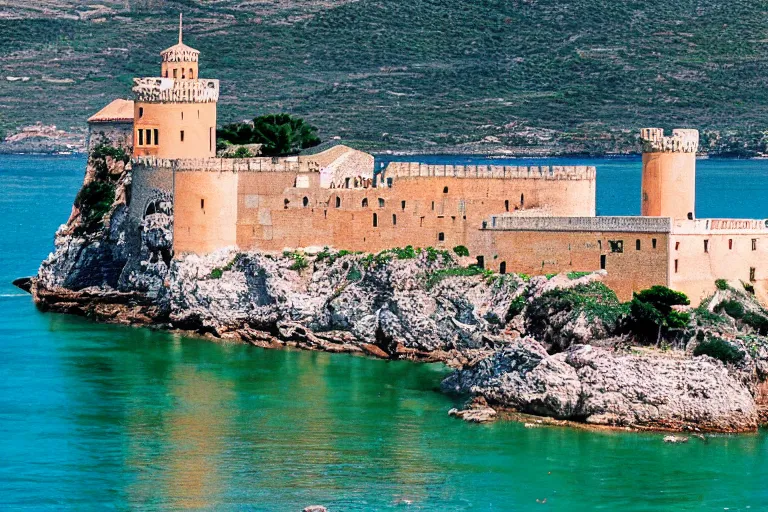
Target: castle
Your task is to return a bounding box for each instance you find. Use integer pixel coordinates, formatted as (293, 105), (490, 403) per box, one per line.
(86, 18), (768, 306)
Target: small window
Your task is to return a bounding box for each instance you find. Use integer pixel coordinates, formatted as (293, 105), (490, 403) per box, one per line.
(752, 239), (757, 251)
(362, 198), (368, 207)
(500, 262), (507, 274)
(652, 238), (657, 249)
(139, 107), (144, 118)
(302, 197), (309, 207)
(704, 240), (709, 253)
(598, 240), (602, 250)
(675, 241), (680, 251)
(750, 267), (756, 282)
(345, 177), (351, 189)
(164, 70), (168, 78)
(600, 255), (606, 270)
(401, 201), (406, 211)
(138, 129), (144, 146)
(378, 198), (385, 208)
(284, 198), (289, 209)
(505, 200), (509, 212)
(373, 213), (378, 227)
(181, 111), (184, 120)
(431, 201), (435, 211)
(609, 240), (623, 253)
(335, 197), (341, 208)
(520, 193), (525, 207)
(438, 232), (445, 241)
(209, 127), (213, 152)
(146, 129), (152, 145)
(443, 186), (448, 194)
(386, 178), (393, 188)
(180, 130), (185, 142)
(729, 239), (733, 250)
(182, 69), (186, 79)
(476, 256), (485, 269)
(200, 199), (205, 209)
(687, 212), (693, 220)
(189, 68), (194, 78)
(636, 239), (641, 251)
(674, 259), (679, 273)
(173, 69), (178, 78)
(392, 214), (397, 226)
(154, 129), (159, 146)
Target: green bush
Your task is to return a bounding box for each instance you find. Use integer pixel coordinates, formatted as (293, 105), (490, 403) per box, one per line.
(505, 294), (527, 321)
(425, 265), (485, 289)
(718, 299), (745, 319)
(346, 266), (362, 281)
(628, 285), (690, 343)
(715, 279), (728, 291)
(742, 312), (768, 335)
(73, 181), (115, 235)
(91, 143), (129, 164)
(693, 337), (745, 365)
(567, 271), (592, 280)
(210, 268), (224, 279)
(453, 245), (470, 257)
(534, 281), (628, 326)
(289, 253), (309, 271)
(217, 114), (320, 156)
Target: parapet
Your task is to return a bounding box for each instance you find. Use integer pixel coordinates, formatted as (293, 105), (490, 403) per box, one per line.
(485, 215), (673, 233)
(671, 218), (768, 235)
(378, 163), (596, 183)
(132, 156), (310, 173)
(132, 77), (219, 103)
(640, 128), (699, 153)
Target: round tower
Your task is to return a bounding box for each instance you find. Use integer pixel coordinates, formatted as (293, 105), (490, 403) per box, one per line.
(132, 14), (218, 159)
(639, 128), (698, 219)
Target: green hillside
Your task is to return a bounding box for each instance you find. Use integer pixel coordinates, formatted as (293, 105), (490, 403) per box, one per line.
(2, 0), (768, 154)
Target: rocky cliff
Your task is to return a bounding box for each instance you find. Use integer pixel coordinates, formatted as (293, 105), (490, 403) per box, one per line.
(27, 152), (768, 433)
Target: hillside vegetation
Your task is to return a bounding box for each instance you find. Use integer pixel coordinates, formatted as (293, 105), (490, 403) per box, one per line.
(2, 0), (768, 154)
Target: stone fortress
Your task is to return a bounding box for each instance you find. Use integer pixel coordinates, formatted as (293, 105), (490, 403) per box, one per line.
(86, 18), (768, 306)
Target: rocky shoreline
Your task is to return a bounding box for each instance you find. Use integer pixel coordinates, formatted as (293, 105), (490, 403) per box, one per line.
(18, 148), (768, 434)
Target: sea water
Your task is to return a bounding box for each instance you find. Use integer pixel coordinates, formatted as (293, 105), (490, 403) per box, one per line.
(1, 154), (767, 511)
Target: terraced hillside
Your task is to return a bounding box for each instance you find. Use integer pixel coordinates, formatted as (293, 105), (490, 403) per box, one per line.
(1, 0), (768, 154)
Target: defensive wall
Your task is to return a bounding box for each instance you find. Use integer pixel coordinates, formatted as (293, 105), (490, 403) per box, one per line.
(481, 216), (672, 301)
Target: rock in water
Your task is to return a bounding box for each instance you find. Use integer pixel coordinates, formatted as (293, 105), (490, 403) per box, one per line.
(448, 396), (497, 423)
(302, 506), (328, 512)
(663, 435), (689, 444)
(443, 339), (758, 432)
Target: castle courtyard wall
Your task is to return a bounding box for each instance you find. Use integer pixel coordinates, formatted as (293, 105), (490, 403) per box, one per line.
(669, 219), (768, 305)
(174, 170), (238, 254)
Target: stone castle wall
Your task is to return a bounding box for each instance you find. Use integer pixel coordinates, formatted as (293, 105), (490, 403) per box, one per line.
(87, 121), (133, 152)
(379, 163), (595, 182)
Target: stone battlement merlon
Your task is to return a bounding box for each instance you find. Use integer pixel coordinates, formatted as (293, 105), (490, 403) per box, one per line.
(640, 128), (699, 153)
(378, 163), (596, 182)
(486, 216), (673, 233)
(132, 78), (219, 103)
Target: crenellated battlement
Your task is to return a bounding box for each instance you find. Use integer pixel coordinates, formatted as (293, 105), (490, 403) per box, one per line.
(486, 215), (673, 233)
(132, 77), (219, 103)
(378, 162), (596, 183)
(640, 128), (699, 153)
(132, 156), (316, 173)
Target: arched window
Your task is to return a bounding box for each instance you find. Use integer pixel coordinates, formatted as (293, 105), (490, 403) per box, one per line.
(636, 239), (641, 250)
(303, 197), (309, 207)
(362, 198), (368, 207)
(373, 213), (378, 227)
(443, 186), (449, 194)
(378, 198), (385, 208)
(401, 201), (406, 210)
(335, 197), (341, 208)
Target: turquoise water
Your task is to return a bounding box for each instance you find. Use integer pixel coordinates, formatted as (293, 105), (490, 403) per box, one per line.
(1, 154), (768, 511)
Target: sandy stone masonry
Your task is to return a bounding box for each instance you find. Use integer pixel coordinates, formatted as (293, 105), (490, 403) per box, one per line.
(379, 162), (596, 182)
(132, 78), (219, 103)
(640, 128), (699, 153)
(487, 216), (673, 233)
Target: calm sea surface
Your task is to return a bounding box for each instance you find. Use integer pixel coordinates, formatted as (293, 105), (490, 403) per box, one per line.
(1, 154), (767, 511)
